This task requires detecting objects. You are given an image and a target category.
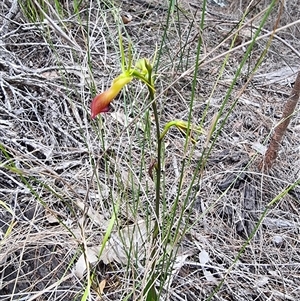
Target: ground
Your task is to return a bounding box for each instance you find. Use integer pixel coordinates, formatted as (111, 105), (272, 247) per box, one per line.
(0, 0), (299, 300)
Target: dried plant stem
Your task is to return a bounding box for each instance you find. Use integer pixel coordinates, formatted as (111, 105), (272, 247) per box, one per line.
(260, 71), (300, 170)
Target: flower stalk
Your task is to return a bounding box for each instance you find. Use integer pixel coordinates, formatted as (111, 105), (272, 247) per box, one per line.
(91, 54), (203, 301)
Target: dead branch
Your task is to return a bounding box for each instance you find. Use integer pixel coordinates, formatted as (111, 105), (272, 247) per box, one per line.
(259, 71), (300, 171)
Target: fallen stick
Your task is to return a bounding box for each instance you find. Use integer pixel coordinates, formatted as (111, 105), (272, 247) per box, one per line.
(259, 70), (300, 171)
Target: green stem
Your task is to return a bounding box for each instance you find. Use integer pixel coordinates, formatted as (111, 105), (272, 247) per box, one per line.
(144, 75), (161, 301)
(151, 96), (161, 240)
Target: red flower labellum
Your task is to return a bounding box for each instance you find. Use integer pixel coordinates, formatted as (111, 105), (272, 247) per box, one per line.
(91, 74), (132, 119)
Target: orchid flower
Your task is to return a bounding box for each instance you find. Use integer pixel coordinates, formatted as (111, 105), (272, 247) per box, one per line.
(91, 59), (154, 119)
(91, 72), (133, 119)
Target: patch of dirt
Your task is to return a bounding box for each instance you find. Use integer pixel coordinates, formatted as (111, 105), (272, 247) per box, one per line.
(0, 0), (299, 300)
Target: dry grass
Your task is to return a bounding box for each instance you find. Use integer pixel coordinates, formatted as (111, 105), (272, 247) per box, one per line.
(0, 0), (299, 300)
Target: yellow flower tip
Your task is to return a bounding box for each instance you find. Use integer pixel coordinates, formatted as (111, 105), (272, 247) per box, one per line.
(91, 74), (133, 119)
(135, 59), (149, 75)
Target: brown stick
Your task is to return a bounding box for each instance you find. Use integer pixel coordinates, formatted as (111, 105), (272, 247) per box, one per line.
(259, 71), (300, 171)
